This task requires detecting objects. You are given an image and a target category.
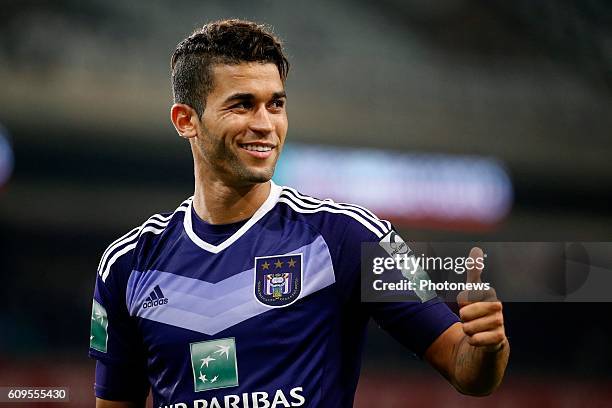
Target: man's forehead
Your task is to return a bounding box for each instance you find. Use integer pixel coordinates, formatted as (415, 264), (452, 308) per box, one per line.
(210, 62), (284, 96)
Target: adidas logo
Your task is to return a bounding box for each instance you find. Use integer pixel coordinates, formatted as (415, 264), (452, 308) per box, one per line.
(142, 285), (169, 309)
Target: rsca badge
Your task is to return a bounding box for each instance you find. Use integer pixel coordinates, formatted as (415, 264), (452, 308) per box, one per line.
(190, 338), (239, 392)
(254, 254), (302, 307)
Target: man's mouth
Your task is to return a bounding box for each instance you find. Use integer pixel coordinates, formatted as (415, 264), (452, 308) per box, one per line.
(238, 143), (275, 159)
(240, 144), (273, 152)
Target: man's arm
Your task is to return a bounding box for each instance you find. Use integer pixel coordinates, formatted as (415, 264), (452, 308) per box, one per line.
(91, 241), (150, 405)
(425, 321), (509, 396)
(425, 247), (509, 396)
(96, 398), (145, 408)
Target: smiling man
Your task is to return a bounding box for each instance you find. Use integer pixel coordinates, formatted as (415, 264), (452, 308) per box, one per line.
(89, 19), (508, 408)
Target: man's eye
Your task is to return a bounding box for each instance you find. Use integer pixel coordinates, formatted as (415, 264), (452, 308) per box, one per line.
(232, 102), (251, 110)
(270, 99), (285, 109)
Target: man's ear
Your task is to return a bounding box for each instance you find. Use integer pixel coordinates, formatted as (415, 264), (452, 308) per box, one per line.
(170, 103), (200, 139)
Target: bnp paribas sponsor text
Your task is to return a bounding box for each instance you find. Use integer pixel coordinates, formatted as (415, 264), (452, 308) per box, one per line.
(371, 254), (491, 292)
(159, 387), (305, 408)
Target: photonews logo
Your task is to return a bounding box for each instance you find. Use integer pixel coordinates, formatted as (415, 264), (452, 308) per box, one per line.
(190, 338), (239, 392)
(90, 299), (108, 353)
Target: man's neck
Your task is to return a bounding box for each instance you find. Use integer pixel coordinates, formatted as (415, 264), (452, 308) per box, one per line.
(192, 178), (271, 225)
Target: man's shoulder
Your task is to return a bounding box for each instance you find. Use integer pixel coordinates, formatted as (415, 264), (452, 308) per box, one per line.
(276, 185), (393, 241)
(96, 198), (191, 283)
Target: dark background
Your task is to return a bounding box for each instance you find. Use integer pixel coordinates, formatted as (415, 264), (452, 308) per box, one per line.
(1, 1), (611, 406)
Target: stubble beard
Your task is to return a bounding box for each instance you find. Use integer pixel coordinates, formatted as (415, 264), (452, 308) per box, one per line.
(198, 133), (277, 186)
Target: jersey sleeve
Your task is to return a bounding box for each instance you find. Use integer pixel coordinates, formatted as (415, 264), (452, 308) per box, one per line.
(89, 242), (150, 400)
(371, 229), (459, 357)
(369, 297), (460, 357)
(341, 217), (460, 357)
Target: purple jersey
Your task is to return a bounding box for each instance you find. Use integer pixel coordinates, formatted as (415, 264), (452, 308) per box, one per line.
(89, 182), (459, 407)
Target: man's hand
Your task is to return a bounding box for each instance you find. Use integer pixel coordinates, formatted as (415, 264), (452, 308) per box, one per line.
(425, 246), (509, 396)
(456, 247), (506, 353)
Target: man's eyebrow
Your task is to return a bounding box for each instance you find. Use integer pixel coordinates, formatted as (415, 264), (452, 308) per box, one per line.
(223, 93), (254, 104)
(223, 91), (287, 104)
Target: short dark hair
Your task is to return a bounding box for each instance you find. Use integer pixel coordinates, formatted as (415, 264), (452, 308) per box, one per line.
(171, 19), (290, 117)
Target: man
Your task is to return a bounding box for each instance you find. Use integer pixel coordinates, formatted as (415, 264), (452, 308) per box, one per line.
(89, 19), (508, 408)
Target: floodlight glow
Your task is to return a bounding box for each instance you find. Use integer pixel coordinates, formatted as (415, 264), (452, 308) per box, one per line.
(274, 143), (513, 230)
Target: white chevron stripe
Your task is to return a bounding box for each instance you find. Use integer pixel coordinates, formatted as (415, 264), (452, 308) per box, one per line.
(128, 236), (335, 334)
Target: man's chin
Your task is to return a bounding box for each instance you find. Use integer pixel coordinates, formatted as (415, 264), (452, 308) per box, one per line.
(237, 167), (275, 185)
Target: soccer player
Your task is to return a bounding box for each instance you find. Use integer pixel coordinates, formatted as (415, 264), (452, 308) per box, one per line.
(89, 19), (509, 408)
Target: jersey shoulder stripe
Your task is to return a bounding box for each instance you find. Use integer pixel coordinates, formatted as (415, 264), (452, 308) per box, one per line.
(282, 187), (392, 232)
(98, 199), (190, 282)
(97, 200), (190, 273)
(96, 217), (173, 272)
(278, 188), (391, 239)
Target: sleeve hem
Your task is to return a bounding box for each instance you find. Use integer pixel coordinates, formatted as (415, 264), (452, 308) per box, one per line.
(95, 383), (146, 402)
(414, 310), (460, 358)
(94, 360), (149, 401)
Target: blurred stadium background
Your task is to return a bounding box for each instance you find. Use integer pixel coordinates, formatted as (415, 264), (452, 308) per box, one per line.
(1, 1), (611, 406)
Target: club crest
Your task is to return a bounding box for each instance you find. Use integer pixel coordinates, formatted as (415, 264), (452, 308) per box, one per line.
(254, 254), (302, 307)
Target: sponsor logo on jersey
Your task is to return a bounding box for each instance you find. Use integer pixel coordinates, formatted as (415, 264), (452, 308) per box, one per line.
(378, 232), (437, 302)
(190, 338), (239, 392)
(142, 285), (169, 309)
(158, 387), (306, 408)
(254, 254), (302, 307)
(90, 299), (108, 353)
(379, 230), (411, 256)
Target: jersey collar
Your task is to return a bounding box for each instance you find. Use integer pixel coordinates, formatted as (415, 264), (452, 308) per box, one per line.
(183, 181), (282, 253)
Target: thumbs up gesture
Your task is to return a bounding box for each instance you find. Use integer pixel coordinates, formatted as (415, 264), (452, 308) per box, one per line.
(457, 247), (506, 352)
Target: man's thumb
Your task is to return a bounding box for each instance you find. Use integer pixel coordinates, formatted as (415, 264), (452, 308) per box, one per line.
(467, 246), (483, 283)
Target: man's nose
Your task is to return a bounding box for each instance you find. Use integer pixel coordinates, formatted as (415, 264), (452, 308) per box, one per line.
(249, 107), (274, 134)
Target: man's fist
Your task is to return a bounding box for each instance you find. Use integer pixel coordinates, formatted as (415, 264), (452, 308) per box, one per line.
(456, 247), (506, 352)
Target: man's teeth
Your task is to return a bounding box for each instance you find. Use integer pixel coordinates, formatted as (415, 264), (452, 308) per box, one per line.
(242, 145), (272, 152)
